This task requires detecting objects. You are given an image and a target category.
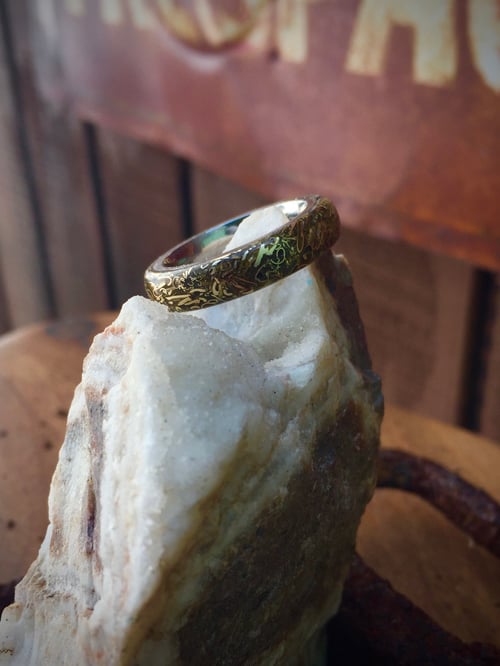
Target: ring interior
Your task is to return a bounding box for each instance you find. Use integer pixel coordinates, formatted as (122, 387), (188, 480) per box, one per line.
(156, 198), (309, 270)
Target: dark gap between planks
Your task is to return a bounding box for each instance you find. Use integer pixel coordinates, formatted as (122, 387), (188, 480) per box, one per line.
(0, 1), (56, 318)
(460, 269), (496, 431)
(83, 122), (118, 310)
(177, 158), (194, 239)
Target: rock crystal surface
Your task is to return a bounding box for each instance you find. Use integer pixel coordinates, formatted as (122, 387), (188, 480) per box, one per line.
(0, 206), (382, 665)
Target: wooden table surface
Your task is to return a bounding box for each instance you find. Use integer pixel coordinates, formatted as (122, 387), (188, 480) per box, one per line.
(0, 314), (499, 649)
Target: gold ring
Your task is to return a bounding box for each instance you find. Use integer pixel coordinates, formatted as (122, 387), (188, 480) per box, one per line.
(144, 194), (340, 312)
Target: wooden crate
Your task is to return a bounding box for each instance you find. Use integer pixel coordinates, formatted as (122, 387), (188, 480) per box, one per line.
(0, 0), (498, 437)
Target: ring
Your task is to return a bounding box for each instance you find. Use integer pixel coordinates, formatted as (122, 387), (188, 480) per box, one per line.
(144, 194), (340, 312)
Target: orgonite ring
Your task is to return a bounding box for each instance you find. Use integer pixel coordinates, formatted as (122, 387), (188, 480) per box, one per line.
(144, 194), (340, 312)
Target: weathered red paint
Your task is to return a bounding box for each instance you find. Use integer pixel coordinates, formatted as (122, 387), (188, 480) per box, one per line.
(35, 0), (500, 270)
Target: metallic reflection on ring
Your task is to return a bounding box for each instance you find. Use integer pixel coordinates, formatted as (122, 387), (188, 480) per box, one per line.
(144, 194), (340, 312)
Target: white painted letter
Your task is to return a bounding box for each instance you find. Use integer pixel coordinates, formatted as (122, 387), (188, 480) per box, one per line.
(65, 0), (84, 16)
(128, 0), (157, 30)
(276, 0), (309, 63)
(156, 0), (199, 43)
(101, 0), (124, 25)
(469, 0), (500, 93)
(346, 0), (457, 86)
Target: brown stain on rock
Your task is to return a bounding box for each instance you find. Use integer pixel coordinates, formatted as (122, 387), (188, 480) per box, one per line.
(172, 255), (382, 664)
(84, 478), (97, 556)
(104, 325), (125, 336)
(177, 400), (379, 665)
(83, 386), (106, 575)
(49, 521), (63, 558)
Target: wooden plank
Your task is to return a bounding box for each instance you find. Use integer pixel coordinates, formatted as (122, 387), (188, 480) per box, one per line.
(32, 118), (110, 315)
(337, 229), (475, 425)
(0, 313), (112, 581)
(7, 0), (109, 318)
(479, 275), (500, 442)
(0, 4), (52, 328)
(192, 168), (475, 426)
(357, 404), (500, 647)
(97, 130), (185, 304)
(31, 0), (500, 270)
(192, 165), (268, 233)
(359, 490), (500, 648)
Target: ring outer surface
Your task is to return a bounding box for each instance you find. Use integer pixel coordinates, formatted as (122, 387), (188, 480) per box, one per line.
(144, 194), (340, 312)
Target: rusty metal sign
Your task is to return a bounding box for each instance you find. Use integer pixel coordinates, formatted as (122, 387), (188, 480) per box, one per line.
(35, 0), (500, 269)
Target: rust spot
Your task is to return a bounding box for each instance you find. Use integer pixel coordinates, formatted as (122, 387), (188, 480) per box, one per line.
(6, 520), (15, 530)
(56, 408), (68, 419)
(104, 325), (125, 336)
(0, 429), (7, 438)
(328, 555), (500, 665)
(43, 440), (54, 451)
(378, 449), (500, 558)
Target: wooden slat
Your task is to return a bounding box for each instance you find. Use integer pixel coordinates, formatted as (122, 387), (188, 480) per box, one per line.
(360, 490), (500, 647)
(479, 275), (500, 442)
(97, 130), (185, 305)
(7, 0), (108, 318)
(32, 118), (109, 315)
(337, 230), (475, 425)
(0, 313), (112, 580)
(0, 5), (52, 328)
(192, 168), (475, 426)
(358, 404), (500, 647)
(36, 0), (500, 271)
(192, 165), (267, 233)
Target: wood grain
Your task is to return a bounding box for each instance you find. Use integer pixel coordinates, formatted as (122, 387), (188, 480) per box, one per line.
(192, 165), (268, 233)
(479, 275), (500, 442)
(357, 405), (500, 648)
(0, 4), (52, 327)
(97, 130), (185, 304)
(359, 491), (500, 648)
(7, 0), (109, 318)
(39, 0), (500, 270)
(0, 315), (499, 649)
(0, 313), (112, 580)
(336, 229), (475, 425)
(33, 118), (109, 315)
(192, 168), (475, 427)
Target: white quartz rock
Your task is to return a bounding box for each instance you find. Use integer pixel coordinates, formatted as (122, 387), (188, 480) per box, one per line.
(0, 207), (381, 665)
(224, 205), (288, 252)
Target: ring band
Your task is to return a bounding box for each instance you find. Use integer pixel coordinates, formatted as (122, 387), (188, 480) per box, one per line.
(144, 194), (340, 312)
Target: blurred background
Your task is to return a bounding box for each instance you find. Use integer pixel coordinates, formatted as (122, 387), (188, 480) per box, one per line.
(0, 0), (499, 439)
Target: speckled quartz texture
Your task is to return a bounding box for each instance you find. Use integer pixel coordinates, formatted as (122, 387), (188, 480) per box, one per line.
(0, 211), (382, 665)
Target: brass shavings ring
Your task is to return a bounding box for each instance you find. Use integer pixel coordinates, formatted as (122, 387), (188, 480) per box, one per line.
(144, 194), (340, 312)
